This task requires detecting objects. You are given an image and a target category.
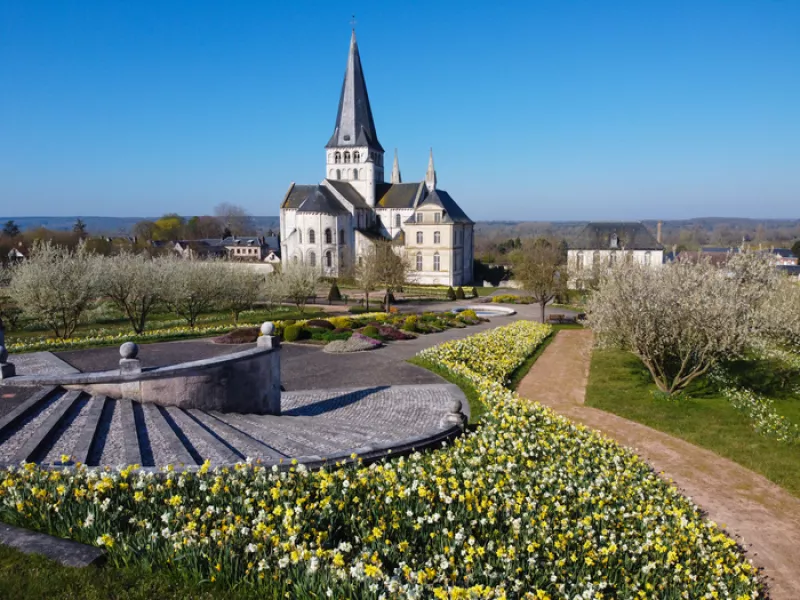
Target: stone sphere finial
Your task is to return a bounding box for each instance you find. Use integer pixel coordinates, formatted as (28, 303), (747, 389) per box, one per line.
(260, 322), (275, 336)
(120, 342), (139, 360)
(0, 345), (7, 364)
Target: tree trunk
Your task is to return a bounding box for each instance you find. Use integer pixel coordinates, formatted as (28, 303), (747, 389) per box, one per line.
(365, 292), (369, 311)
(540, 300), (546, 324)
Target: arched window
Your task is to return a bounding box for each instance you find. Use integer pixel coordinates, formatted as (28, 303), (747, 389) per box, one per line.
(433, 252), (440, 271)
(353, 169), (358, 180)
(416, 231), (423, 244)
(416, 252), (423, 271)
(308, 251), (316, 267)
(335, 169), (341, 179)
(353, 151), (360, 162)
(434, 231), (441, 244)
(334, 152), (341, 164)
(395, 214), (401, 228)
(576, 251), (584, 270)
(343, 151), (350, 163)
(339, 229), (345, 245)
(324, 228), (332, 244)
(325, 250), (332, 268)
(308, 229), (315, 244)
(292, 255), (299, 264)
(644, 251), (652, 266)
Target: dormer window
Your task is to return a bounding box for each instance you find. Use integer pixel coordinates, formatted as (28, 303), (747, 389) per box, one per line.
(343, 135), (350, 141)
(610, 233), (619, 249)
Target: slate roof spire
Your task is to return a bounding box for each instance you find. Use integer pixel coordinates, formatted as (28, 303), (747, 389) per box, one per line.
(391, 149), (402, 183)
(425, 148), (437, 191)
(326, 30), (383, 152)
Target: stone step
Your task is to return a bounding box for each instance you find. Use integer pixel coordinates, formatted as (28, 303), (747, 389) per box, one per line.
(10, 390), (82, 464)
(141, 403), (197, 467)
(70, 396), (107, 465)
(41, 392), (91, 465)
(210, 411), (323, 458)
(118, 398), (143, 467)
(187, 410), (288, 462)
(252, 414), (377, 450)
(165, 407), (242, 465)
(0, 386), (59, 441)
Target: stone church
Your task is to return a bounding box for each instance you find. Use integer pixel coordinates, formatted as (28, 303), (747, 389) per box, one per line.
(279, 31), (474, 286)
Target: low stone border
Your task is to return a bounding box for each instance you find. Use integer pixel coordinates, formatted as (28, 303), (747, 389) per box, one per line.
(0, 521), (105, 567)
(452, 305), (517, 316)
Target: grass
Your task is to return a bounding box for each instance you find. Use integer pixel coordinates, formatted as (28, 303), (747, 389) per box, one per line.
(585, 349), (800, 497)
(550, 303), (584, 313)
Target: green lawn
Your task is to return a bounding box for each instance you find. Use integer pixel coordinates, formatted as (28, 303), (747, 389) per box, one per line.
(586, 349), (800, 497)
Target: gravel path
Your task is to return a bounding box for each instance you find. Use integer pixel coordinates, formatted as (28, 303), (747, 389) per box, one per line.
(517, 329), (800, 600)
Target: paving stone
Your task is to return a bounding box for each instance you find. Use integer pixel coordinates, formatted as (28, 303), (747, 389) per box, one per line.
(0, 522), (104, 567)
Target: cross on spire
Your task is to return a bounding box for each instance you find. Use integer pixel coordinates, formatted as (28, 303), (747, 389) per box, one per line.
(350, 14), (357, 30)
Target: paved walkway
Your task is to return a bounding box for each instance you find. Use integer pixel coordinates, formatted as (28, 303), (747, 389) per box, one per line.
(517, 329), (800, 600)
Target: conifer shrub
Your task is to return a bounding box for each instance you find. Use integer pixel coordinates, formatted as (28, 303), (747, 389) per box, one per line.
(455, 286), (466, 299)
(327, 281), (342, 302)
(446, 286), (457, 301)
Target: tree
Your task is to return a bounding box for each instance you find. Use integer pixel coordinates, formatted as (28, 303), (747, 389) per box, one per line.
(262, 271), (287, 314)
(217, 265), (262, 324)
(161, 258), (225, 327)
(586, 252), (777, 395)
(214, 203), (255, 237)
(511, 238), (566, 323)
(95, 252), (165, 333)
(8, 241), (97, 339)
(355, 241), (410, 312)
(132, 220), (158, 242)
(791, 240), (800, 260)
(282, 263), (320, 315)
(73, 218), (87, 238)
(185, 215), (223, 239)
(2, 221), (20, 238)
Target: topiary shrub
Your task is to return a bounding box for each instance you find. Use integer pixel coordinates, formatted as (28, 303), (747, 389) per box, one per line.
(327, 281), (342, 302)
(471, 286), (479, 298)
(361, 325), (380, 339)
(402, 315), (418, 332)
(283, 324), (303, 342)
(455, 286), (466, 300)
(306, 319), (335, 331)
(282, 319), (296, 326)
(446, 286), (457, 301)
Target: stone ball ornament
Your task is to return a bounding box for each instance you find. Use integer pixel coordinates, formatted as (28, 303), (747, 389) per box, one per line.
(260, 322), (275, 336)
(119, 342), (139, 360)
(0, 345), (7, 364)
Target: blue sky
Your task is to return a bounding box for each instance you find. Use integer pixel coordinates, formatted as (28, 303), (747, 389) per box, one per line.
(1, 1), (798, 221)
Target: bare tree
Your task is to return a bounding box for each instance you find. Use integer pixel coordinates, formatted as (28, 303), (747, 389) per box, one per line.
(214, 203), (255, 237)
(262, 271), (287, 314)
(511, 238), (566, 323)
(587, 252), (777, 395)
(161, 258), (225, 327)
(282, 263), (320, 315)
(95, 252), (165, 333)
(8, 241), (97, 339)
(217, 265), (263, 324)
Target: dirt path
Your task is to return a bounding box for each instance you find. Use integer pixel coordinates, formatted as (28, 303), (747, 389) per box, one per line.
(517, 329), (800, 600)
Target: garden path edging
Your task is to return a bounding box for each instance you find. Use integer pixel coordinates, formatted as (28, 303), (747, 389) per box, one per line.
(0, 521), (105, 567)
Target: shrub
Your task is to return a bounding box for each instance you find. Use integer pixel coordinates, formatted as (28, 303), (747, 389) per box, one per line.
(377, 325), (415, 340)
(348, 305), (367, 314)
(361, 325), (380, 339)
(327, 281), (342, 302)
(458, 309), (478, 321)
(446, 286), (457, 300)
(305, 319), (335, 331)
(282, 319), (296, 326)
(282, 324), (303, 342)
(402, 315), (418, 332)
(331, 327), (352, 334)
(471, 286), (479, 298)
(455, 286), (466, 299)
(328, 316), (353, 329)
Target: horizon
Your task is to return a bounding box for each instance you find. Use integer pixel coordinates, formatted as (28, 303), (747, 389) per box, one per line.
(1, 1), (798, 220)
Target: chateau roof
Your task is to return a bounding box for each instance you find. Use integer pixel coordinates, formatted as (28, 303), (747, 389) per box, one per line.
(326, 31), (383, 152)
(416, 189), (474, 224)
(281, 184), (348, 215)
(569, 222), (663, 251)
(376, 182), (424, 208)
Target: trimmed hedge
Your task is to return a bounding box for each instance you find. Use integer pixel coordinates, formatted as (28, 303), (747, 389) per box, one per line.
(283, 325), (303, 342)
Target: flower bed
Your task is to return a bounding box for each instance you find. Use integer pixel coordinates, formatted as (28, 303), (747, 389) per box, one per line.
(323, 332), (383, 353)
(0, 322), (761, 598)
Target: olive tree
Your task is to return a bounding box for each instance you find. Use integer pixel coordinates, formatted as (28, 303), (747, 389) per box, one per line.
(95, 252), (166, 333)
(587, 252), (777, 395)
(217, 265), (263, 324)
(9, 241), (98, 339)
(282, 263), (320, 315)
(161, 258), (226, 327)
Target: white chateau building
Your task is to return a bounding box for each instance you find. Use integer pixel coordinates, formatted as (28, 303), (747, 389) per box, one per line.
(279, 31), (474, 286)
(567, 222), (664, 288)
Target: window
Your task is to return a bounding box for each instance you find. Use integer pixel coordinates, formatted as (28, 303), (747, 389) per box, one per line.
(344, 151), (350, 163)
(609, 251), (617, 265)
(395, 214), (401, 228)
(339, 229), (345, 245)
(433, 252), (440, 271)
(610, 233), (618, 249)
(353, 151), (360, 162)
(434, 212), (440, 224)
(309, 251), (316, 267)
(324, 228), (332, 244)
(434, 231), (441, 244)
(353, 169), (358, 180)
(644, 251), (652, 265)
(334, 152), (341, 164)
(293, 255), (299, 264)
(325, 251), (332, 268)
(417, 213), (424, 223)
(416, 231), (423, 244)
(416, 252), (423, 271)
(308, 229), (315, 244)
(336, 169), (341, 179)
(576, 251), (584, 270)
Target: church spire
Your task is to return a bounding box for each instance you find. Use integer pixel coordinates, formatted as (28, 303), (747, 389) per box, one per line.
(425, 148), (437, 191)
(391, 149), (401, 184)
(326, 30), (383, 151)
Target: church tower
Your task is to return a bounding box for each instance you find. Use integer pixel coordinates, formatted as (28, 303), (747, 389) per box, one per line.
(325, 30), (384, 206)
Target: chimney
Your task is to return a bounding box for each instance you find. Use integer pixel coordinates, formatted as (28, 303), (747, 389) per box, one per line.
(656, 221), (663, 244)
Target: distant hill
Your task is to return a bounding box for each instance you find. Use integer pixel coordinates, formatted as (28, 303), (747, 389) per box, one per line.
(0, 216), (281, 236)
